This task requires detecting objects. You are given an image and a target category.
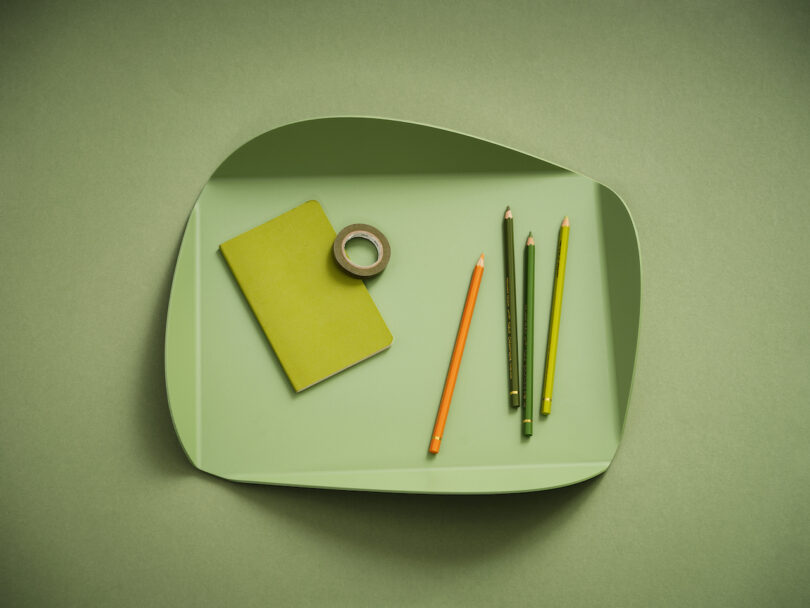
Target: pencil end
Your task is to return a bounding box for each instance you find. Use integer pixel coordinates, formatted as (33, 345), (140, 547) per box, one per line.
(562, 216), (570, 227)
(477, 253), (485, 267)
(527, 233), (534, 246)
(504, 207), (512, 219)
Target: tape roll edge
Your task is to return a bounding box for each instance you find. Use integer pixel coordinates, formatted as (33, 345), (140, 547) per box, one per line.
(332, 223), (391, 278)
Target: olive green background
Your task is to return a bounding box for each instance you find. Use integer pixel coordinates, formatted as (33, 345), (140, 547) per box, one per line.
(1, 1), (808, 606)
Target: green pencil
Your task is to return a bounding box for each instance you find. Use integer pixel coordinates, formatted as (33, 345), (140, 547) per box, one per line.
(541, 217), (570, 416)
(522, 233), (535, 436)
(503, 207), (520, 408)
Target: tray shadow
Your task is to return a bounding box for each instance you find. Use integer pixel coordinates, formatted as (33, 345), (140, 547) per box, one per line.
(137, 236), (199, 478)
(213, 117), (568, 178)
(597, 184), (641, 436)
(227, 473), (603, 563)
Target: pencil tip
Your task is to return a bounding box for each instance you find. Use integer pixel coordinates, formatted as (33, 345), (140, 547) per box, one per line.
(527, 234), (535, 246)
(504, 207), (512, 219)
(477, 253), (485, 266)
(562, 216), (570, 227)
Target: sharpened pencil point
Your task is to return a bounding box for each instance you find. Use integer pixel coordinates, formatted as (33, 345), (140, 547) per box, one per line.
(562, 216), (570, 227)
(527, 234), (535, 246)
(505, 207), (512, 219)
(477, 254), (485, 267)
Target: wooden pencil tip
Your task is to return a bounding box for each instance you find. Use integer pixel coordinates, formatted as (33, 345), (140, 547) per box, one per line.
(477, 253), (485, 267)
(562, 216), (570, 227)
(504, 207), (512, 219)
(527, 234), (535, 246)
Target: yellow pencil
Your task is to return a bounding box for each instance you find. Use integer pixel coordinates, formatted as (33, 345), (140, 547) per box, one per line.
(540, 217), (569, 416)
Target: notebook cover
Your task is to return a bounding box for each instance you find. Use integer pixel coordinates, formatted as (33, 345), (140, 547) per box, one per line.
(219, 200), (393, 391)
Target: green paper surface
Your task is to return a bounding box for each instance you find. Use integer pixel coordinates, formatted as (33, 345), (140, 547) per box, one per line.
(219, 200), (392, 392)
(2, 2), (809, 606)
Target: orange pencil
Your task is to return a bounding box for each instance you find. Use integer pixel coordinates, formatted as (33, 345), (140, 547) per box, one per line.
(429, 253), (485, 454)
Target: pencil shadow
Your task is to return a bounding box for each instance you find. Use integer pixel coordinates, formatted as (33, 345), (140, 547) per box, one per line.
(226, 474), (603, 563)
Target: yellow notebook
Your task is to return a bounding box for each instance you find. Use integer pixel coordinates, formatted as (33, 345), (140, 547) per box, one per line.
(220, 200), (393, 391)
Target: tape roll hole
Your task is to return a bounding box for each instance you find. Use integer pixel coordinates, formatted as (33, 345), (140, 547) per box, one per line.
(342, 231), (383, 269)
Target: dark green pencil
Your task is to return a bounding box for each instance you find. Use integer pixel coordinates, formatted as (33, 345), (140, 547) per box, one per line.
(522, 233), (535, 436)
(503, 207), (520, 407)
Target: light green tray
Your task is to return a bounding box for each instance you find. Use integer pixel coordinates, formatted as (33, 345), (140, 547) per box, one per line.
(164, 117), (641, 493)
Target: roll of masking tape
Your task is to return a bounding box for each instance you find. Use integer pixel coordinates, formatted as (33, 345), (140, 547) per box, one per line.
(333, 223), (391, 278)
